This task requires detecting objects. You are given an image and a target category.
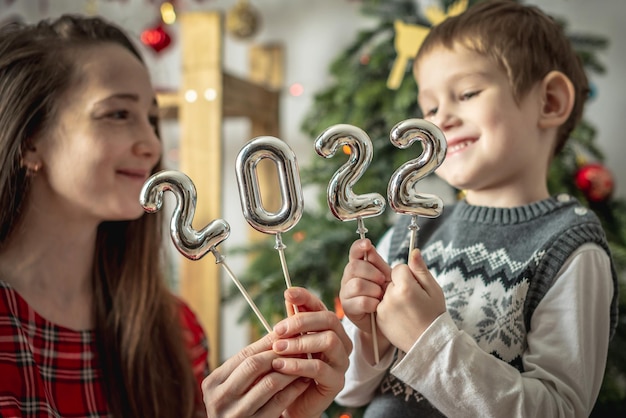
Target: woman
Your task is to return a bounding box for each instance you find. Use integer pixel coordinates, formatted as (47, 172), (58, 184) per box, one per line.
(0, 14), (350, 418)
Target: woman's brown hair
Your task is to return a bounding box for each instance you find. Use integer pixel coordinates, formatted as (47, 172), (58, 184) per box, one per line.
(0, 15), (198, 417)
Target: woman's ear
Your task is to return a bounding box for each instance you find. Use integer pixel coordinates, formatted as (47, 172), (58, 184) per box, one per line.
(21, 139), (43, 174)
(538, 70), (575, 129)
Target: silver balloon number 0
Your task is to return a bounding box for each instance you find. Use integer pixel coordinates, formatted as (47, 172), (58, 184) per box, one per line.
(387, 119), (447, 258)
(315, 124), (386, 364)
(236, 136), (304, 235)
(140, 170), (271, 333)
(236, 136), (305, 315)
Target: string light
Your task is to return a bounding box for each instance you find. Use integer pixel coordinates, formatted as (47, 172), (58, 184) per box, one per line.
(204, 88), (217, 101)
(289, 82), (304, 97)
(160, 2), (176, 25)
(84, 0), (98, 15)
(184, 89), (198, 103)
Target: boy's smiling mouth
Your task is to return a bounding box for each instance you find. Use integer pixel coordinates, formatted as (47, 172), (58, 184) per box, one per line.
(446, 137), (478, 155)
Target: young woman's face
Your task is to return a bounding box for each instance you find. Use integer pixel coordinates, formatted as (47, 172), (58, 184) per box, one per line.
(32, 43), (161, 222)
(414, 45), (552, 207)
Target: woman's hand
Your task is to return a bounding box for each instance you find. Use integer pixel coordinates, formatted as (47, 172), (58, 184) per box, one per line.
(273, 287), (353, 418)
(202, 331), (309, 418)
(201, 287), (352, 418)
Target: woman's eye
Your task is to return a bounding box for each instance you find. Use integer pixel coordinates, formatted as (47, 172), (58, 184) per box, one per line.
(108, 110), (130, 119)
(149, 115), (160, 134)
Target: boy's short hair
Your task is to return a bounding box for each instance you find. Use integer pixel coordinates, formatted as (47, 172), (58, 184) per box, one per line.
(414, 0), (589, 154)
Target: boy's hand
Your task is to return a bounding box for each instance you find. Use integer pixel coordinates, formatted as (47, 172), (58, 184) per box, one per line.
(376, 249), (446, 353)
(339, 239), (391, 334)
(339, 239), (391, 336)
(340, 238), (394, 362)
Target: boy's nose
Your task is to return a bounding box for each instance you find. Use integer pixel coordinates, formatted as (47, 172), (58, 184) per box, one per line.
(434, 110), (460, 132)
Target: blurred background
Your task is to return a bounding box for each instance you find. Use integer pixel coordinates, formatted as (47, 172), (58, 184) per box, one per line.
(2, 0), (623, 376)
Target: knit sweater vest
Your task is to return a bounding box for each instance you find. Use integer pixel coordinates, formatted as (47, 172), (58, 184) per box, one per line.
(364, 195), (618, 418)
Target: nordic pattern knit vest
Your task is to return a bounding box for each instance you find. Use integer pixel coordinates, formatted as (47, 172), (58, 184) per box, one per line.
(364, 195), (618, 418)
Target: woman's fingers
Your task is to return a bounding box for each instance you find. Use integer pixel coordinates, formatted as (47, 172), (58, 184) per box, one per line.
(273, 330), (349, 370)
(273, 310), (352, 355)
(203, 333), (274, 386)
(252, 378), (311, 418)
(203, 349), (294, 417)
(238, 365), (300, 414)
(271, 330), (349, 418)
(284, 286), (326, 315)
(270, 308), (352, 393)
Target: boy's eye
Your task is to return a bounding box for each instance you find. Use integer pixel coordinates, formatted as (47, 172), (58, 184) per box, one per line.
(424, 107), (438, 117)
(460, 91), (479, 100)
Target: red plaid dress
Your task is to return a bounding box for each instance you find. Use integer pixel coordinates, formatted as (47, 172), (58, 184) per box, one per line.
(0, 281), (209, 417)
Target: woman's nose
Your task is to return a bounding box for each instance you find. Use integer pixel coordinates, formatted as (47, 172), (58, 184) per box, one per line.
(134, 126), (162, 160)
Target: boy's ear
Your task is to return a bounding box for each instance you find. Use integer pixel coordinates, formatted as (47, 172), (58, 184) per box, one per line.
(538, 70), (575, 129)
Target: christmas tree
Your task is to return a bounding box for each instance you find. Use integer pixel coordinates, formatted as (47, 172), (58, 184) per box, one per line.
(230, 0), (626, 415)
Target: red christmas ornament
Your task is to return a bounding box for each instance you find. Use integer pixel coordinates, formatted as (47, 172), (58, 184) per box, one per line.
(140, 23), (172, 53)
(574, 163), (614, 202)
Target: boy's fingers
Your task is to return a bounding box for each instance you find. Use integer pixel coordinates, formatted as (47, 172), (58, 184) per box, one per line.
(349, 238), (373, 261)
(408, 249), (438, 295)
(342, 259), (388, 287)
(408, 249), (428, 274)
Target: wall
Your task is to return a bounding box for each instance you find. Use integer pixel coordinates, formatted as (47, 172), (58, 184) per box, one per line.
(2, 0), (624, 362)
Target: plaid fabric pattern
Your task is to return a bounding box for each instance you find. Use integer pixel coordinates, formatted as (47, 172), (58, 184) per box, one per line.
(0, 281), (209, 418)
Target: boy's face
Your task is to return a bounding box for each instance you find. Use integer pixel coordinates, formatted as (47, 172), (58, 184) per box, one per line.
(414, 45), (553, 207)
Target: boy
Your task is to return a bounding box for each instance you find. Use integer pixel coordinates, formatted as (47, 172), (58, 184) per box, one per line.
(336, 1), (618, 417)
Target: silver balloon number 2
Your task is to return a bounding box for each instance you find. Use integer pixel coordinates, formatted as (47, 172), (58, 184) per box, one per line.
(387, 119), (447, 259)
(140, 170), (272, 333)
(315, 124), (386, 364)
(315, 124), (386, 233)
(236, 136), (304, 314)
